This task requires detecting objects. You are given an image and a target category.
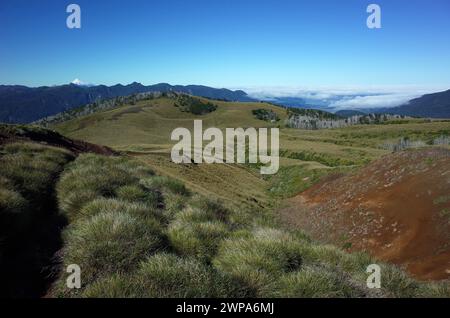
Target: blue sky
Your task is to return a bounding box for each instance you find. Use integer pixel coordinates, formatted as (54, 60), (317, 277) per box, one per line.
(1, 0), (450, 93)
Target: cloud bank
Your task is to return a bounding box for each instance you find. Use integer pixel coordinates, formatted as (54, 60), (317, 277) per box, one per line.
(240, 85), (449, 110)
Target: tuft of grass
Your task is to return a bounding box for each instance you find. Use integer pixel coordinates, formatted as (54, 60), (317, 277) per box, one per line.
(60, 211), (164, 286)
(81, 273), (138, 298)
(168, 219), (229, 263)
(162, 192), (190, 220)
(78, 198), (166, 225)
(115, 185), (160, 207)
(140, 176), (190, 197)
(188, 195), (230, 223)
(212, 228), (306, 296)
(134, 253), (238, 298)
(300, 244), (374, 274)
(56, 154), (155, 220)
(268, 266), (365, 298)
(417, 281), (450, 298)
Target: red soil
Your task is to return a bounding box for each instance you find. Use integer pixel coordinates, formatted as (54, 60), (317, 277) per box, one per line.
(281, 148), (450, 281)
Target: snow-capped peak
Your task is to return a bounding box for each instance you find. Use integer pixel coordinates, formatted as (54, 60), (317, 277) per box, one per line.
(71, 78), (94, 87)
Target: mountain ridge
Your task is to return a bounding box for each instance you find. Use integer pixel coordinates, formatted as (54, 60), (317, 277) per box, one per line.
(373, 89), (450, 118)
(0, 82), (255, 123)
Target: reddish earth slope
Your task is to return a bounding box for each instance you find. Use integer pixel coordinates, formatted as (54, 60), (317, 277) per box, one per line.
(281, 148), (450, 281)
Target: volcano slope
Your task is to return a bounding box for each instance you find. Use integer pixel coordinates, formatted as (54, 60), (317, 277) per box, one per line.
(281, 147), (450, 281)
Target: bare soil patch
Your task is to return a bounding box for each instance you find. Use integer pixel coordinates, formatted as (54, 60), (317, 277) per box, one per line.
(280, 148), (450, 281)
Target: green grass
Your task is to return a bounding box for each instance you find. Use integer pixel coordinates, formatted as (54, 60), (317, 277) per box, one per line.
(212, 228), (306, 297)
(267, 165), (334, 198)
(168, 217), (229, 263)
(0, 142), (74, 297)
(59, 211), (164, 285)
(80, 253), (241, 298)
(133, 253), (238, 298)
(268, 266), (363, 298)
(0, 142), (73, 236)
(56, 154), (156, 221)
(140, 175), (190, 197)
(78, 198), (166, 226)
(0, 144), (437, 298)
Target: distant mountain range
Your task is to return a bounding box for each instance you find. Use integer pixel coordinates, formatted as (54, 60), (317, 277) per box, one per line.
(0, 82), (254, 123)
(0, 82), (449, 124)
(372, 89), (450, 119)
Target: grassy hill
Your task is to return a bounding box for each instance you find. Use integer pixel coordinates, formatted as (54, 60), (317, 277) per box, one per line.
(54, 96), (287, 147)
(1, 126), (448, 298)
(52, 95), (450, 209)
(53, 95), (449, 179)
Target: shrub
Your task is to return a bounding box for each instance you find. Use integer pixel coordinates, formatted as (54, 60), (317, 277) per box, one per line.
(252, 109), (280, 122)
(174, 95), (218, 115)
(61, 211), (164, 285)
(134, 253), (237, 297)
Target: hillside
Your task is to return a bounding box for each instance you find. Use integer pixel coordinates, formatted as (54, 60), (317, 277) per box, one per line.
(53, 96), (287, 148)
(376, 89), (450, 118)
(47, 96), (450, 285)
(1, 125), (449, 298)
(0, 83), (254, 124)
(281, 148), (450, 281)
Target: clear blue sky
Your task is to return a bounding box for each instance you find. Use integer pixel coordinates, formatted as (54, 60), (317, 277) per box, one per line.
(1, 0), (449, 88)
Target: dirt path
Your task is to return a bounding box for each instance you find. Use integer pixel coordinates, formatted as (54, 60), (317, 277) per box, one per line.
(280, 148), (450, 281)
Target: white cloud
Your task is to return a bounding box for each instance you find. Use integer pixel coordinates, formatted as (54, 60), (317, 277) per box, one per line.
(237, 85), (449, 109)
(329, 93), (420, 110)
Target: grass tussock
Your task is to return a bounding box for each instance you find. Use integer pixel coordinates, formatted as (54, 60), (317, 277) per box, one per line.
(133, 253), (236, 297)
(213, 228), (307, 296)
(59, 211), (164, 288)
(140, 175), (190, 197)
(56, 154), (156, 221)
(269, 266), (361, 298)
(168, 218), (229, 262)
